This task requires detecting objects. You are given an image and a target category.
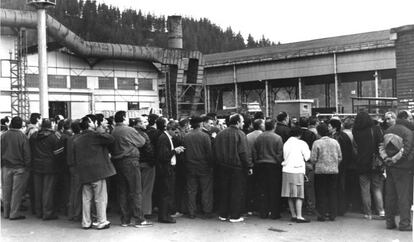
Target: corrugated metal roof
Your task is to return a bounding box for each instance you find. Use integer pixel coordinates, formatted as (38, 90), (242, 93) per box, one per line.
(205, 29), (393, 67)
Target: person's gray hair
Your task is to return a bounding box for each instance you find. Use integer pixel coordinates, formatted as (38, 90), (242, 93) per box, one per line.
(385, 111), (396, 119)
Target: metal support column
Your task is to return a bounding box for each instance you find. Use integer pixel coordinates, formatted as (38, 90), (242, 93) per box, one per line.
(37, 8), (49, 118)
(233, 65), (238, 109)
(333, 52), (339, 113)
(265, 80), (269, 117)
(298, 77), (302, 99)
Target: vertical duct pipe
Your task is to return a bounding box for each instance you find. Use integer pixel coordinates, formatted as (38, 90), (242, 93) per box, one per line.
(167, 16), (183, 49)
(166, 16), (182, 118)
(37, 8), (49, 118)
(265, 80), (269, 117)
(333, 52), (339, 113)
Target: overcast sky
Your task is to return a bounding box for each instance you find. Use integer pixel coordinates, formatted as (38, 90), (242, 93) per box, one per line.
(96, 0), (414, 44)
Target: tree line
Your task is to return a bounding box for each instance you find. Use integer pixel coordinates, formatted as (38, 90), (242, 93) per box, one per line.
(1, 0), (277, 54)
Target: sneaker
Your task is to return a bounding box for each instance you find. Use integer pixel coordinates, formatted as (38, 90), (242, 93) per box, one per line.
(120, 223), (131, 227)
(364, 214), (372, 220)
(135, 220), (153, 228)
(229, 217), (244, 223)
(218, 216), (227, 221)
(95, 221), (111, 230)
(171, 212), (183, 218)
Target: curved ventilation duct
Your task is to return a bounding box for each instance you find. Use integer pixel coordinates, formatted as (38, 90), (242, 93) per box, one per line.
(0, 8), (202, 65)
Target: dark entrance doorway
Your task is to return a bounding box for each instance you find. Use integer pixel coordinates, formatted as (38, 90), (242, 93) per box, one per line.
(49, 101), (69, 119)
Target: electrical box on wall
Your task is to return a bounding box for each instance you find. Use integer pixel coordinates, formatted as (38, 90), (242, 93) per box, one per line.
(273, 99), (314, 119)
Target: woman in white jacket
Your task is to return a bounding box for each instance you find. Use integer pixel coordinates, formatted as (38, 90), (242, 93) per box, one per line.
(281, 127), (311, 223)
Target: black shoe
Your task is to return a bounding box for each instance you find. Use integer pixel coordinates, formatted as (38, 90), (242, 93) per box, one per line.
(201, 213), (214, 219)
(270, 214), (281, 220)
(290, 217), (297, 222)
(386, 224), (397, 230)
(399, 226), (412, 231)
(329, 216), (336, 221)
(43, 216), (58, 220)
(10, 215), (26, 220)
(317, 216), (326, 222)
(296, 217), (311, 223)
(187, 214), (196, 219)
(158, 218), (176, 224)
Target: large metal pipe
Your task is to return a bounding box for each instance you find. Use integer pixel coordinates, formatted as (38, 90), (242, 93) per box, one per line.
(0, 9), (200, 64)
(37, 8), (48, 117)
(167, 16), (183, 49)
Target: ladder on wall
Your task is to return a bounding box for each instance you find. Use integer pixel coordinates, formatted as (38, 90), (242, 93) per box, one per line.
(10, 28), (30, 120)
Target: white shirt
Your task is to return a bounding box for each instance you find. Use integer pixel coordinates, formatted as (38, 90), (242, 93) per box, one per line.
(282, 137), (310, 174)
(165, 131), (176, 166)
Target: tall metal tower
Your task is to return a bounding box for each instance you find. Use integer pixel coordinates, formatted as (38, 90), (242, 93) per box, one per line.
(10, 28), (30, 120)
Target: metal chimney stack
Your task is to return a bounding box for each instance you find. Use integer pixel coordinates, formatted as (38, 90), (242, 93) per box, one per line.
(167, 16), (183, 49)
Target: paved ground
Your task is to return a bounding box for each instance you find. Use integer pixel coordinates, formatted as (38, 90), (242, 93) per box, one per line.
(1, 212), (412, 242)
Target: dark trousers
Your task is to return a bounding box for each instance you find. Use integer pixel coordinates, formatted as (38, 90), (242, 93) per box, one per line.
(68, 168), (82, 220)
(337, 165), (347, 216)
(304, 169), (316, 212)
(158, 169), (175, 220)
(218, 166), (246, 220)
(55, 170), (70, 215)
(385, 168), (413, 229)
(174, 161), (187, 214)
(2, 167), (29, 219)
(115, 159), (144, 224)
(186, 170), (213, 215)
(140, 164), (156, 215)
(245, 170), (256, 213)
(33, 172), (58, 219)
(255, 163), (282, 218)
(315, 174), (338, 219)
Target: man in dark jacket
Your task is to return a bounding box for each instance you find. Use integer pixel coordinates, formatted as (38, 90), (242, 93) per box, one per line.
(275, 111), (291, 143)
(253, 118), (284, 219)
(214, 113), (253, 223)
(73, 116), (115, 230)
(380, 110), (414, 231)
(111, 111), (152, 228)
(1, 116), (31, 220)
(30, 118), (63, 220)
(157, 120), (185, 223)
(134, 116), (156, 218)
(184, 116), (214, 218)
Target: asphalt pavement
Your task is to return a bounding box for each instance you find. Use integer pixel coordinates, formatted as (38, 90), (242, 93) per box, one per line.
(1, 212), (412, 242)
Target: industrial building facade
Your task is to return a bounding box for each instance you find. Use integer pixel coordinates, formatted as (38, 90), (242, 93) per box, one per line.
(1, 7), (414, 120)
(0, 8), (204, 120)
(1, 33), (160, 118)
(204, 25), (414, 117)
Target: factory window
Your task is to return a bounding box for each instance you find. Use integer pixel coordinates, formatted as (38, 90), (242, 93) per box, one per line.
(128, 102), (140, 110)
(48, 75), (67, 88)
(138, 78), (153, 90)
(117, 78), (135, 90)
(98, 77), (114, 89)
(26, 74), (39, 87)
(70, 76), (87, 89)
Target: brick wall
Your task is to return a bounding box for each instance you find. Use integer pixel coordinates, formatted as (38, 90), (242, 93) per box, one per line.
(394, 26), (414, 110)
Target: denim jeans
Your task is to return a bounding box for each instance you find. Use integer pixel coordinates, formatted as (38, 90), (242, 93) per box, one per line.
(359, 173), (384, 215)
(2, 167), (29, 219)
(385, 167), (413, 229)
(33, 172), (58, 219)
(115, 159), (144, 224)
(82, 179), (108, 227)
(186, 170), (213, 215)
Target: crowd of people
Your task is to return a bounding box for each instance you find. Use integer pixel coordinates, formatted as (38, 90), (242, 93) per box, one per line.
(0, 110), (412, 232)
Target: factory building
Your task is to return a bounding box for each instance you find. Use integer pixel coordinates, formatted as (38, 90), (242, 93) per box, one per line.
(204, 25), (414, 117)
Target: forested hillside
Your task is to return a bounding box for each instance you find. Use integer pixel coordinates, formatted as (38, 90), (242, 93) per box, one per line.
(1, 0), (276, 53)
